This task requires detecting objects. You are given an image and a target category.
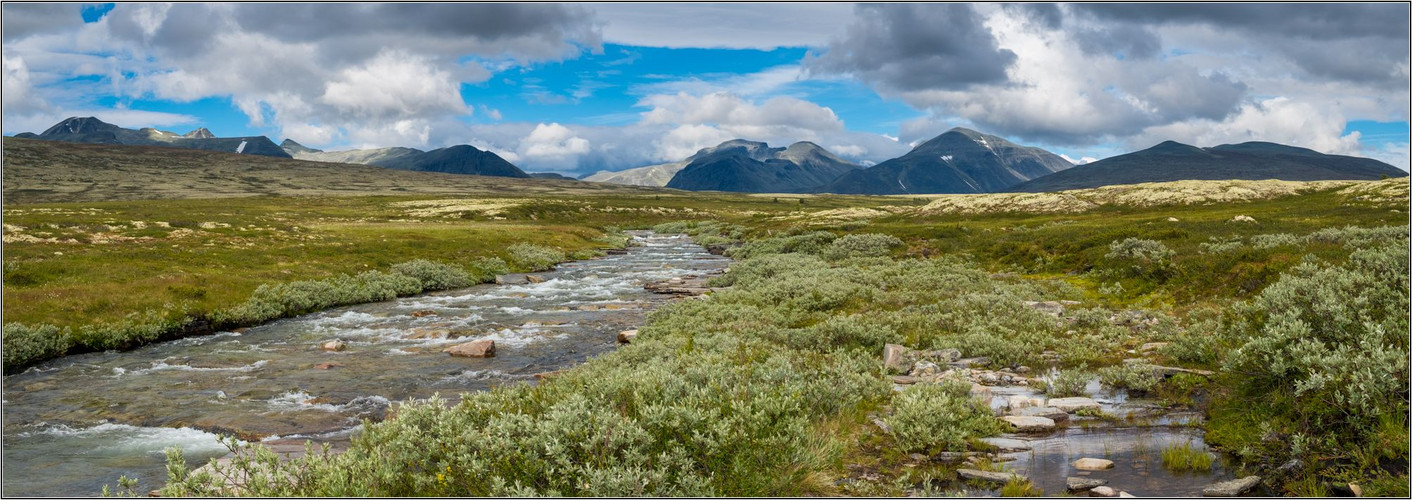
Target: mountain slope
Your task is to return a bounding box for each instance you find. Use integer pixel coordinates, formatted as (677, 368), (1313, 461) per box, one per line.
(665, 139), (860, 193)
(281, 140), (528, 178)
(582, 161), (689, 187)
(17, 117), (291, 158)
(1009, 140), (1407, 192)
(818, 127), (1072, 195)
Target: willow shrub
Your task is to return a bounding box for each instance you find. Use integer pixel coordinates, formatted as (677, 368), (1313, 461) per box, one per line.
(885, 379), (1006, 454)
(506, 243), (566, 272)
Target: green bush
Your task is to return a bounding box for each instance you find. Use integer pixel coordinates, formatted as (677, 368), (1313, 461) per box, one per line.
(1098, 363), (1161, 393)
(1044, 367), (1091, 397)
(507, 243), (566, 271)
(726, 231), (836, 259)
(823, 233), (904, 261)
(1105, 237), (1175, 277)
(2, 323), (71, 373)
(390, 259), (473, 291)
(884, 380), (1005, 454)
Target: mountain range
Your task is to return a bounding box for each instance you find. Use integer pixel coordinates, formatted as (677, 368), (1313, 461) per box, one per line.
(818, 127), (1074, 194)
(664, 139), (860, 193)
(282, 140), (528, 178)
(11, 117), (1404, 193)
(14, 117), (290, 158)
(1008, 140), (1407, 192)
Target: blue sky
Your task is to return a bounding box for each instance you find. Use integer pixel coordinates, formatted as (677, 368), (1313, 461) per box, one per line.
(4, 3), (1408, 173)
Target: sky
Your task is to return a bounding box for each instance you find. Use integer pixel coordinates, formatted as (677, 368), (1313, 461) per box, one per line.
(3, 2), (1408, 175)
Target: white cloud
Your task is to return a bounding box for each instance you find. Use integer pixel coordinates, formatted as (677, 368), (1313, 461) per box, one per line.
(1364, 141), (1410, 171)
(653, 124), (735, 161)
(521, 122), (591, 158)
(320, 51), (470, 120)
(2, 53), (50, 115)
(1130, 97), (1362, 155)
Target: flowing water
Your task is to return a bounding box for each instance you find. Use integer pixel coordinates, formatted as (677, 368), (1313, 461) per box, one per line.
(2, 232), (729, 497)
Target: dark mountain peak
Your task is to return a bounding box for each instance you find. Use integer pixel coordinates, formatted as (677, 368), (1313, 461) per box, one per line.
(1147, 140), (1208, 155)
(41, 116), (120, 136)
(819, 129), (1073, 195)
(182, 128), (215, 139)
(1207, 141), (1320, 156)
(666, 138), (860, 193)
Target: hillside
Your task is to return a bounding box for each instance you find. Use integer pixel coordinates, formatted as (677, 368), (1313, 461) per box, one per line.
(665, 139), (860, 193)
(819, 127), (1072, 194)
(1010, 140), (1407, 192)
(281, 140), (527, 177)
(582, 161), (689, 187)
(1, 137), (651, 204)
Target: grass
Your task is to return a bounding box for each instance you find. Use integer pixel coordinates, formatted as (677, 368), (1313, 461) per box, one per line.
(1161, 442), (1215, 471)
(4, 139), (1408, 495)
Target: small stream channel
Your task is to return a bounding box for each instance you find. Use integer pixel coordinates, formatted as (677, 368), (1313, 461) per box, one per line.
(2, 231), (729, 497)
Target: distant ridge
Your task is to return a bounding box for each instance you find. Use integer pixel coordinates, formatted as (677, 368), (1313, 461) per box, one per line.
(1008, 140), (1407, 192)
(282, 140), (528, 178)
(16, 116), (291, 158)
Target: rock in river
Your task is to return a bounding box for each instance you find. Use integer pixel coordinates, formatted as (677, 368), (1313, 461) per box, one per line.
(1048, 397), (1101, 412)
(320, 339), (347, 352)
(1074, 457), (1115, 470)
(1202, 476), (1261, 497)
(444, 340), (496, 358)
(1066, 477), (1108, 492)
(1001, 415), (1056, 432)
(1014, 406), (1069, 423)
(957, 468), (1023, 484)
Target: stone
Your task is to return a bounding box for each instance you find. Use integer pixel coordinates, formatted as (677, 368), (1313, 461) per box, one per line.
(525, 274), (547, 284)
(1014, 406), (1069, 423)
(1048, 397), (1101, 412)
(320, 339), (347, 352)
(1230, 215), (1257, 223)
(1074, 458), (1115, 470)
(495, 274), (529, 285)
(1202, 476), (1261, 497)
(924, 348), (963, 363)
(1066, 477), (1108, 492)
(951, 357), (990, 368)
(405, 328), (449, 340)
(1091, 486), (1118, 497)
(980, 372), (1000, 385)
(1349, 483), (1362, 497)
(1016, 365), (1031, 373)
(409, 309), (437, 318)
(910, 360), (941, 377)
(969, 384), (993, 405)
(443, 340), (496, 358)
(1119, 492), (1136, 498)
(890, 375), (920, 385)
(1167, 217), (1180, 222)
(1001, 415), (1056, 432)
(617, 330), (638, 344)
(1008, 395), (1046, 410)
(883, 343), (913, 374)
(980, 437), (1032, 451)
(313, 362), (342, 370)
(956, 469), (1022, 484)
(1139, 342), (1168, 352)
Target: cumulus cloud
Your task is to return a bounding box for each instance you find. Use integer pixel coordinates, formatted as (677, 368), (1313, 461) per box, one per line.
(807, 4), (1016, 91)
(1, 3), (84, 42)
(3, 53), (50, 115)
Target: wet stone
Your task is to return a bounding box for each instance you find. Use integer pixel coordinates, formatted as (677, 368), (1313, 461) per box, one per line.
(1014, 406), (1069, 423)
(981, 437), (1032, 451)
(320, 339), (347, 352)
(443, 340), (496, 358)
(525, 274), (547, 284)
(494, 273), (530, 285)
(1066, 477), (1108, 492)
(1048, 397), (1101, 412)
(1091, 485), (1118, 497)
(1074, 457), (1115, 470)
(1001, 415), (1056, 432)
(408, 309), (437, 318)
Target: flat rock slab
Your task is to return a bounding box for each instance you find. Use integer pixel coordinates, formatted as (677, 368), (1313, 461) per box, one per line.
(957, 468), (1022, 484)
(1066, 477), (1108, 491)
(981, 437), (1033, 451)
(1091, 486), (1118, 497)
(495, 274), (530, 285)
(1203, 476), (1261, 497)
(1001, 415), (1056, 432)
(1014, 406), (1070, 423)
(1048, 397), (1101, 412)
(1074, 457), (1115, 470)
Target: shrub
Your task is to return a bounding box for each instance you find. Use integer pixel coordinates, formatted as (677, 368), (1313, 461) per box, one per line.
(884, 380), (1005, 454)
(390, 259), (473, 291)
(1199, 236), (1244, 254)
(1098, 363), (1161, 393)
(1105, 237), (1175, 277)
(823, 233), (904, 261)
(726, 231), (837, 259)
(1043, 367), (1091, 397)
(2, 323), (71, 373)
(468, 257), (510, 280)
(507, 243), (566, 271)
(1250, 233), (1300, 249)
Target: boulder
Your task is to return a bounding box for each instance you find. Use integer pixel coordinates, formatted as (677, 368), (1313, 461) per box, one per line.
(924, 348), (963, 363)
(409, 309), (437, 318)
(883, 344), (913, 374)
(957, 469), (1023, 484)
(320, 339), (347, 352)
(495, 274), (529, 285)
(1202, 476), (1261, 497)
(1008, 395), (1046, 410)
(1015, 406), (1070, 423)
(910, 360), (941, 378)
(525, 274), (547, 284)
(1074, 457), (1115, 470)
(1048, 397), (1101, 413)
(1091, 486), (1118, 497)
(443, 339), (496, 358)
(1001, 415), (1056, 432)
(1066, 477), (1108, 492)
(617, 330), (638, 344)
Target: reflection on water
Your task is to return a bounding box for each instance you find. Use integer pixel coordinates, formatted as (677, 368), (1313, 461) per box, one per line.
(2, 232), (727, 497)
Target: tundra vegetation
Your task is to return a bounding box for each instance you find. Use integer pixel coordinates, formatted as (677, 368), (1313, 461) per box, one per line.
(3, 142), (1407, 496)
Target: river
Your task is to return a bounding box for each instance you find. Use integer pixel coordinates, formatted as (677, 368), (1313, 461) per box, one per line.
(2, 231), (729, 497)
